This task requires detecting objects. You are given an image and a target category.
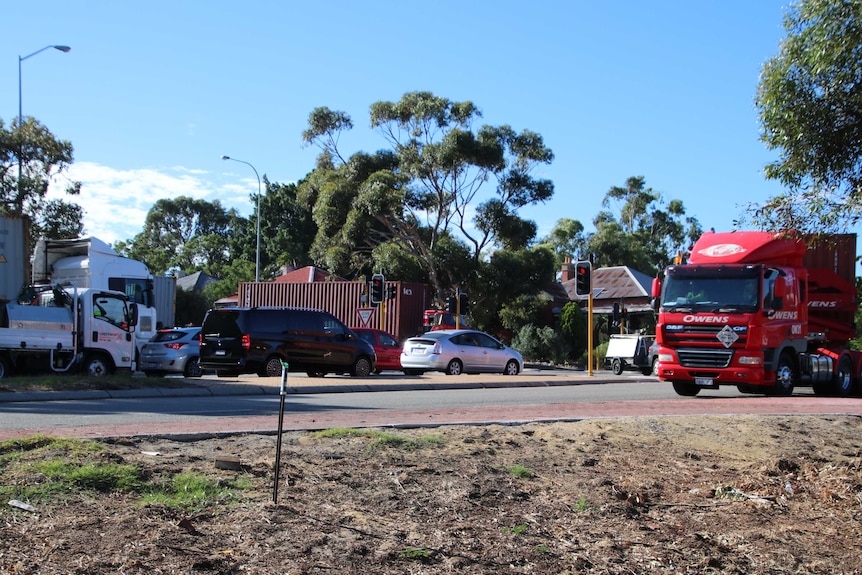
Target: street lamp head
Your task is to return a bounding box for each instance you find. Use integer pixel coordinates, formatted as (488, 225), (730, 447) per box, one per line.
(221, 155), (230, 160)
(54, 45), (71, 53)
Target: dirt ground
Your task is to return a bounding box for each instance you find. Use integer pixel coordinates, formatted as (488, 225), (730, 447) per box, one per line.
(1, 414), (861, 574)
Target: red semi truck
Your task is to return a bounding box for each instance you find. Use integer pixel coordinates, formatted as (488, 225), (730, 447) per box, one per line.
(652, 230), (860, 397)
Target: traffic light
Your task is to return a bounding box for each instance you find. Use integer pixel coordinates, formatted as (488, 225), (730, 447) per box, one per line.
(446, 295), (457, 313)
(458, 293), (469, 315)
(575, 261), (592, 297)
(612, 302), (620, 327)
(370, 274), (385, 304)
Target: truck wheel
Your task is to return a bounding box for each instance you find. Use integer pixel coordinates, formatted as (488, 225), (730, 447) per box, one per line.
(672, 381), (700, 397)
(816, 355), (854, 397)
(769, 352), (796, 396)
(351, 357), (372, 377)
(611, 358), (623, 375)
(0, 356), (10, 379)
(83, 353), (113, 378)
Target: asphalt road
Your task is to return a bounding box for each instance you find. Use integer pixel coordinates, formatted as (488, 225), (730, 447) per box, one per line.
(3, 369), (862, 439)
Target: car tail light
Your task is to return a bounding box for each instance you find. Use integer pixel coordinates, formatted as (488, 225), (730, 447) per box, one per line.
(432, 342), (441, 355)
(242, 333), (251, 350)
(164, 342), (188, 350)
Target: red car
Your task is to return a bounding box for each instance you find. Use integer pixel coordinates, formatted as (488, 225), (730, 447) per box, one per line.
(352, 328), (403, 373)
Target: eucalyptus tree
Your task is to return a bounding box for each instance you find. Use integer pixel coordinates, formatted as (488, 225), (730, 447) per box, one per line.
(589, 176), (701, 275)
(0, 117), (83, 239)
(300, 91), (555, 300)
(754, 0), (862, 234)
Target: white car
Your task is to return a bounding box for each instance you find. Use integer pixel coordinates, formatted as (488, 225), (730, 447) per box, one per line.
(400, 329), (523, 376)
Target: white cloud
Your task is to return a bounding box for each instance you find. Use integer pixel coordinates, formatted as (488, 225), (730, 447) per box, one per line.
(47, 162), (255, 246)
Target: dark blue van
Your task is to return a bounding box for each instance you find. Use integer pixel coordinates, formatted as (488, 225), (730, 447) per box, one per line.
(199, 307), (376, 378)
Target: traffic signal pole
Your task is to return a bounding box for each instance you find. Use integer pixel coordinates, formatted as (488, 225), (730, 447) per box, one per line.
(588, 291), (594, 376)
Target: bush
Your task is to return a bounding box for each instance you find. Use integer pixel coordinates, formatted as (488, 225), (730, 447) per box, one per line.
(511, 324), (570, 365)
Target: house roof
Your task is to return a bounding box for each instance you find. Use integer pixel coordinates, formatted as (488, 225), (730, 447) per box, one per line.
(273, 266), (347, 283)
(176, 271), (216, 292)
(562, 266), (655, 313)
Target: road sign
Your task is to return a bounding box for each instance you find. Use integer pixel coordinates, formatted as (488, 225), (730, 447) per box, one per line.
(357, 308), (374, 327)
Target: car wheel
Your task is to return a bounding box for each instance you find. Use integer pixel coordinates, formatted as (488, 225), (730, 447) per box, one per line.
(262, 357), (284, 378)
(183, 356), (203, 378)
(611, 358), (623, 375)
(651, 357), (659, 377)
(83, 353), (112, 378)
(446, 359), (463, 376)
(503, 359), (520, 376)
(814, 354), (853, 397)
(352, 357), (372, 377)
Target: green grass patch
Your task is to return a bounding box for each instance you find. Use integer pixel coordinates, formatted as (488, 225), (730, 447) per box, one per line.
(311, 427), (444, 451)
(507, 464), (535, 479)
(0, 435), (249, 513)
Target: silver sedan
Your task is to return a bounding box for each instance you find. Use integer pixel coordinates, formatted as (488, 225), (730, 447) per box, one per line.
(400, 329), (523, 376)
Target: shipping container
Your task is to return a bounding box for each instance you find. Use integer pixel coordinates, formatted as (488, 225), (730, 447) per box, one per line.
(153, 275), (177, 328)
(238, 280), (433, 340)
(0, 215), (30, 301)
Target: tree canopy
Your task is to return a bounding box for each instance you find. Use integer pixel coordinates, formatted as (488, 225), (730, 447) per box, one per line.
(754, 0), (862, 234)
(300, 92), (555, 300)
(0, 116), (83, 240)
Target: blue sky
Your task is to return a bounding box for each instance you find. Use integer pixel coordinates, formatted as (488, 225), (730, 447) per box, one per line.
(3, 1), (795, 248)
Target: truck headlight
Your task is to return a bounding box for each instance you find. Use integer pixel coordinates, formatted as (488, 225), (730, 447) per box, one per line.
(738, 356), (762, 365)
(658, 353), (674, 363)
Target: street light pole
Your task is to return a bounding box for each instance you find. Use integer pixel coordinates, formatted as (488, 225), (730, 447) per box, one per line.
(17, 45), (71, 199)
(221, 155), (262, 282)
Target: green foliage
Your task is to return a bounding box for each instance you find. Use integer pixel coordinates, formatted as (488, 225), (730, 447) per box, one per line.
(753, 0), (862, 234)
(589, 176), (701, 276)
(0, 117), (83, 239)
(534, 218), (588, 271)
(175, 285), (212, 327)
(511, 324), (569, 364)
(559, 301), (588, 360)
(471, 247), (556, 335)
(301, 91), (555, 301)
(118, 196), (240, 276)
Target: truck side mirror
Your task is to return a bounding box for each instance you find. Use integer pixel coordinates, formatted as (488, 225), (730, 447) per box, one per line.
(770, 278), (785, 311)
(128, 303), (139, 327)
(651, 278), (661, 312)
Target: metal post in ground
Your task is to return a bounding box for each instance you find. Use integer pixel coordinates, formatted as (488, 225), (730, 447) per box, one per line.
(273, 361), (289, 504)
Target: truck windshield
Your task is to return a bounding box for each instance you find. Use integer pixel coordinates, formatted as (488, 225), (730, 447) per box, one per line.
(661, 273), (760, 313)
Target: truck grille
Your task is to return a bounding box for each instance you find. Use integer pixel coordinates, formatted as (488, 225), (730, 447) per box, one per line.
(677, 348), (733, 368)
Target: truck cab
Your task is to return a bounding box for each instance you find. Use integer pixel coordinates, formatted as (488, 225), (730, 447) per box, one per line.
(653, 230), (860, 397)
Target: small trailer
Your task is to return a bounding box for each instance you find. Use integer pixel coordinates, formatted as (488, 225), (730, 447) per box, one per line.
(605, 334), (656, 376)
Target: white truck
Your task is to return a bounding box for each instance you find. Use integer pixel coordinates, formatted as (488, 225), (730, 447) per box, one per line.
(30, 237), (169, 345)
(0, 284), (139, 379)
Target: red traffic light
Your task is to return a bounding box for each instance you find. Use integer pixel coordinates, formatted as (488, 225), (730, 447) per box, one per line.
(575, 261), (591, 297)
